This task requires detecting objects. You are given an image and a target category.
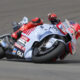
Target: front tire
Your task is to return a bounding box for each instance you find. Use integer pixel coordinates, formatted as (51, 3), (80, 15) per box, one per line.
(32, 41), (65, 63)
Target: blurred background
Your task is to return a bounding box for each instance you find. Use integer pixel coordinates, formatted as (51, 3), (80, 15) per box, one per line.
(0, 0), (80, 80)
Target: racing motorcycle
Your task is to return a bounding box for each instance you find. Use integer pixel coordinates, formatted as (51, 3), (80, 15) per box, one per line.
(0, 17), (80, 63)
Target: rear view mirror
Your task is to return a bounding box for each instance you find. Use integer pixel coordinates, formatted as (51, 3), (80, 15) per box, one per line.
(12, 22), (18, 26)
(19, 17), (28, 25)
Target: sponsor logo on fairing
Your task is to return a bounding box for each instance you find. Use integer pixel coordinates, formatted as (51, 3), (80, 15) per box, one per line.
(58, 24), (66, 33)
(17, 50), (24, 57)
(14, 43), (25, 51)
(21, 36), (30, 42)
(12, 48), (17, 55)
(23, 27), (36, 35)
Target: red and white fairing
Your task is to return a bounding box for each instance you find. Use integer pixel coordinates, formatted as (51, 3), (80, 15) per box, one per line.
(62, 19), (78, 54)
(17, 24), (65, 59)
(52, 19), (78, 55)
(14, 19), (79, 60)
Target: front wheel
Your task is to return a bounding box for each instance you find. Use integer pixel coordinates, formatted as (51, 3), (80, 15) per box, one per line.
(32, 40), (66, 63)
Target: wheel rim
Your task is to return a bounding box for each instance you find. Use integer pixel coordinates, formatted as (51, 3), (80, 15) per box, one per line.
(33, 40), (59, 56)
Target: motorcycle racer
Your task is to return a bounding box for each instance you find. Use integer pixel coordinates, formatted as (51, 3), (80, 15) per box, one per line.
(11, 17), (43, 40)
(48, 13), (68, 35)
(48, 13), (60, 24)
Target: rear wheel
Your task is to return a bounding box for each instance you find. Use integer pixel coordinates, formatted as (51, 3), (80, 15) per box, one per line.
(32, 37), (66, 63)
(0, 34), (14, 59)
(0, 47), (5, 59)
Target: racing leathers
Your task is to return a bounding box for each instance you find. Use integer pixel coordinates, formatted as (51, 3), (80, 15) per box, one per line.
(11, 17), (43, 40)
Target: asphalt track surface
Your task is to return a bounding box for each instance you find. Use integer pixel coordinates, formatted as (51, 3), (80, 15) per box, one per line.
(0, 0), (80, 80)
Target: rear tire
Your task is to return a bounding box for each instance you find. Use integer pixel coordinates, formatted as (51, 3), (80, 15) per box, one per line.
(0, 47), (5, 59)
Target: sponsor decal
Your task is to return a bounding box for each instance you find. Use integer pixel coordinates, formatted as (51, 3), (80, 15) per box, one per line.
(57, 23), (67, 35)
(12, 48), (17, 55)
(52, 26), (58, 31)
(68, 28), (75, 39)
(17, 50), (24, 57)
(58, 24), (66, 33)
(21, 36), (30, 42)
(12, 47), (24, 57)
(23, 27), (36, 35)
(18, 38), (26, 45)
(14, 43), (25, 51)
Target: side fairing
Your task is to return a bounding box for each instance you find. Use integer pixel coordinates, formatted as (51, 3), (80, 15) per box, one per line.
(21, 24), (64, 59)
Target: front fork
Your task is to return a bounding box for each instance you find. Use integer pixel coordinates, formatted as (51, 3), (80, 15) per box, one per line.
(60, 40), (77, 60)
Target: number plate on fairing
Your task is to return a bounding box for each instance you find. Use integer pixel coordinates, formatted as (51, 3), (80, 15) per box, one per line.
(12, 47), (24, 58)
(16, 50), (24, 57)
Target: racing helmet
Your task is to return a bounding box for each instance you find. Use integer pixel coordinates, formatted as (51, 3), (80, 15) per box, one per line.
(32, 17), (43, 25)
(48, 13), (57, 21)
